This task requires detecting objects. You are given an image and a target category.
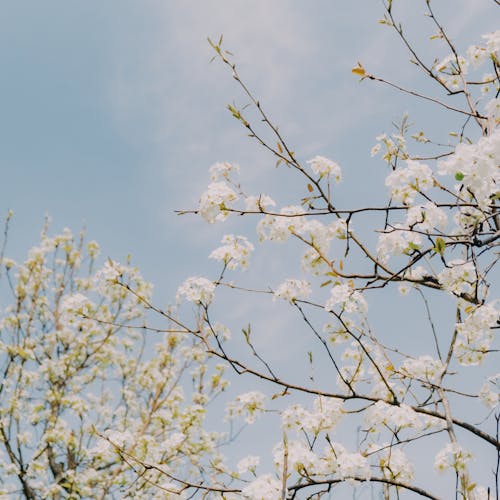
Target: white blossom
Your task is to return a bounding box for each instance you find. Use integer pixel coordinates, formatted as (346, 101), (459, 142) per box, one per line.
(434, 443), (472, 473)
(325, 283), (367, 314)
(437, 259), (476, 295)
(273, 279), (311, 303)
(241, 474), (282, 499)
(307, 155), (342, 182)
(176, 276), (215, 305)
(245, 194), (276, 212)
(209, 161), (240, 181)
(438, 129), (500, 209)
(400, 355), (444, 384)
(226, 391), (266, 424)
(385, 160), (433, 204)
(237, 455), (260, 474)
(479, 374), (499, 409)
(209, 234), (254, 270)
(199, 182), (238, 223)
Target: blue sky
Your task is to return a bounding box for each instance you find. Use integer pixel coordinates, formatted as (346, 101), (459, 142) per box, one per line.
(1, 0), (496, 301)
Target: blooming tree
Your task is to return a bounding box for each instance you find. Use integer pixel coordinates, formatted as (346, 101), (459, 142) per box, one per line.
(1, 1), (499, 499)
(166, 2), (499, 499)
(0, 218), (228, 498)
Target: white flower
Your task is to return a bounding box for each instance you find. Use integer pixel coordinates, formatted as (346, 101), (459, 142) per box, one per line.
(199, 182), (238, 223)
(438, 130), (500, 209)
(437, 259), (475, 295)
(273, 440), (321, 474)
(176, 277), (215, 305)
(377, 224), (422, 262)
(307, 155), (342, 182)
(60, 293), (92, 315)
(226, 391), (266, 424)
(257, 206), (305, 242)
(273, 279), (311, 303)
(325, 283), (367, 314)
(209, 161), (240, 181)
(479, 374), (499, 409)
(405, 202), (448, 233)
(237, 455), (260, 474)
(370, 445), (414, 483)
(241, 474), (282, 499)
(209, 234), (254, 270)
(281, 396), (343, 433)
(482, 30), (500, 54)
(245, 194), (276, 212)
(434, 443), (472, 472)
(466, 44), (488, 68)
(400, 355), (444, 384)
(455, 302), (499, 365)
(337, 451), (371, 481)
(485, 97), (500, 126)
(385, 160), (433, 204)
(366, 401), (422, 431)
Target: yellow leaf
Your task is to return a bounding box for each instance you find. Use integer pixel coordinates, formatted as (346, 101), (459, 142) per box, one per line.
(352, 63), (366, 77)
(307, 183), (314, 192)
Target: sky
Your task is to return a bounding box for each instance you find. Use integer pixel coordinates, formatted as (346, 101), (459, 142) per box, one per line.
(0, 1), (498, 496)
(1, 0), (496, 302)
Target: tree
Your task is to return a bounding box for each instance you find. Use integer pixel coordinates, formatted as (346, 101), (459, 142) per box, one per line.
(0, 218), (228, 498)
(159, 2), (499, 498)
(1, 1), (499, 499)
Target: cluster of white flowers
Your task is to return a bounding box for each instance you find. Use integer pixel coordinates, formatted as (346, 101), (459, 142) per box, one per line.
(237, 455), (260, 475)
(209, 161), (240, 181)
(209, 234), (254, 270)
(479, 374), (500, 409)
(405, 202), (448, 233)
(281, 396), (343, 433)
(437, 259), (476, 295)
(241, 474), (282, 499)
(299, 219), (347, 275)
(273, 279), (311, 303)
(399, 355), (444, 384)
(257, 205), (305, 242)
(323, 322), (350, 344)
(435, 54), (469, 90)
(330, 445), (371, 481)
(60, 293), (94, 318)
(226, 391), (267, 424)
(486, 97), (500, 126)
(307, 155), (342, 182)
(199, 181), (238, 223)
(365, 402), (422, 432)
(368, 444), (415, 483)
(435, 30), (499, 91)
(244, 194), (276, 212)
(176, 276), (215, 305)
(273, 440), (320, 474)
(434, 443), (473, 473)
(371, 133), (408, 163)
(385, 160), (434, 204)
(438, 129), (500, 209)
(324, 282), (368, 315)
(455, 302), (499, 365)
(377, 224), (422, 263)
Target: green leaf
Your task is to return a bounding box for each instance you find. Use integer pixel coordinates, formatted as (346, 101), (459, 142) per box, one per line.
(434, 237), (446, 255)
